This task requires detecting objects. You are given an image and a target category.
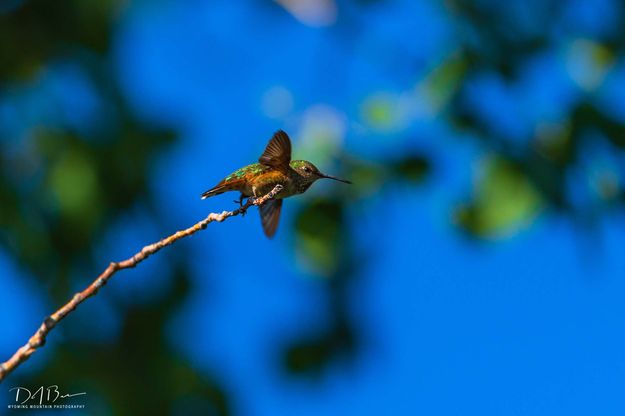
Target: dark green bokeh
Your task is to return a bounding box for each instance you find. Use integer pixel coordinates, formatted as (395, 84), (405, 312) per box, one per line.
(1, 1), (230, 414)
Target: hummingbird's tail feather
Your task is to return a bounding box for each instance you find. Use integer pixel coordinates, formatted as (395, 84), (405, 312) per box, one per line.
(200, 179), (247, 199)
(200, 184), (230, 199)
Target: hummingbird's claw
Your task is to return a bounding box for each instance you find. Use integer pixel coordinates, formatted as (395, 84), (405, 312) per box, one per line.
(233, 199), (247, 216)
(234, 194), (251, 215)
(233, 194), (246, 208)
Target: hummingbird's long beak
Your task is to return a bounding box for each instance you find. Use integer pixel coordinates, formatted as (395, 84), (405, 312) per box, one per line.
(319, 173), (352, 184)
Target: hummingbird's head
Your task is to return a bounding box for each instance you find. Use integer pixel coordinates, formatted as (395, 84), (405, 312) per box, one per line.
(292, 160), (352, 187)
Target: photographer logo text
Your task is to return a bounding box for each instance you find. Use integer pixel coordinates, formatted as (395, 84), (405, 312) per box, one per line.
(7, 385), (86, 410)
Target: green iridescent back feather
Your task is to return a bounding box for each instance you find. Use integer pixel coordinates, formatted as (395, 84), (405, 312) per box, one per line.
(223, 160), (307, 183)
(224, 163), (267, 182)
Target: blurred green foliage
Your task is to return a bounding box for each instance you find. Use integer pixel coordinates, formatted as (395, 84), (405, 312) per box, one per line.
(1, 0), (230, 414)
(286, 156), (429, 375)
(284, 0), (625, 380)
(445, 0), (625, 236)
(455, 157), (542, 238)
(0, 0), (119, 81)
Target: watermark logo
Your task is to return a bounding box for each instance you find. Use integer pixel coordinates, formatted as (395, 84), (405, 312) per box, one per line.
(7, 385), (86, 410)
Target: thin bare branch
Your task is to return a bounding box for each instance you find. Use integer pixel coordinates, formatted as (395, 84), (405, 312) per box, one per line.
(0, 184), (284, 383)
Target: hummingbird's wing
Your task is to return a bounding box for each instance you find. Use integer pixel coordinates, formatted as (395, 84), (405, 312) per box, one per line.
(259, 130), (291, 172)
(259, 199), (282, 238)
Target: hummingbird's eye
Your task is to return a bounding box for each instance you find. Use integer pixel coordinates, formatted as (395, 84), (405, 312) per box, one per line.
(303, 166), (312, 173)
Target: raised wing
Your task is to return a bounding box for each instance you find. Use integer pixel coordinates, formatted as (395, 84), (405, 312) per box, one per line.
(259, 199), (282, 238)
(258, 130), (291, 171)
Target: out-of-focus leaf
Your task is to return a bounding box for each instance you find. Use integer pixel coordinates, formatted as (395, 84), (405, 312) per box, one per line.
(48, 148), (100, 222)
(294, 198), (344, 276)
(284, 336), (333, 375)
(361, 93), (397, 130)
(572, 102), (625, 149)
(533, 122), (573, 167)
(420, 53), (468, 111)
(0, 0), (123, 81)
(360, 93), (420, 132)
(390, 155), (430, 183)
(282, 319), (355, 376)
(455, 156), (543, 239)
(565, 39), (614, 91)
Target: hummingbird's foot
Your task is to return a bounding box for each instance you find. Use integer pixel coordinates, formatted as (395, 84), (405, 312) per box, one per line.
(243, 197), (257, 214)
(233, 194), (245, 207)
(234, 194), (249, 215)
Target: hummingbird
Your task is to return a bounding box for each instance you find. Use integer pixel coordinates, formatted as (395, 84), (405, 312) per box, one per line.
(200, 130), (351, 238)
